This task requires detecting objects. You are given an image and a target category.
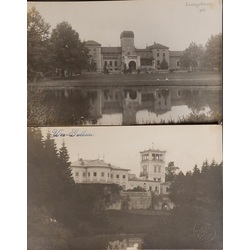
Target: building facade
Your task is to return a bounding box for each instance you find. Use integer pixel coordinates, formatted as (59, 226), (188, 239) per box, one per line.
(85, 31), (183, 73)
(71, 147), (171, 195)
(70, 158), (130, 190)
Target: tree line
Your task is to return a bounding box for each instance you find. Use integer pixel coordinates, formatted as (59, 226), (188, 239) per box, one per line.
(144, 160), (223, 249)
(27, 128), (120, 250)
(27, 7), (90, 82)
(179, 34), (222, 71)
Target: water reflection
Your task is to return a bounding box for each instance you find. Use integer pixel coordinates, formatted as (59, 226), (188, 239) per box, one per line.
(70, 234), (143, 250)
(107, 236), (143, 250)
(27, 85), (222, 126)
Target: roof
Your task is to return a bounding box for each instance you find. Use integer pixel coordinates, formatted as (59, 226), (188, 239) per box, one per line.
(147, 43), (169, 49)
(85, 40), (101, 46)
(128, 178), (161, 183)
(101, 47), (122, 53)
(140, 149), (167, 154)
(71, 159), (129, 171)
(135, 48), (151, 52)
(120, 31), (134, 39)
(170, 51), (183, 57)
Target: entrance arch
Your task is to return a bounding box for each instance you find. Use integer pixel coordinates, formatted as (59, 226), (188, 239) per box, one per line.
(129, 61), (136, 70)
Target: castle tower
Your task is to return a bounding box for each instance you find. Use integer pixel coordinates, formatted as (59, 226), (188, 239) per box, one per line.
(120, 31), (140, 70)
(140, 148), (166, 182)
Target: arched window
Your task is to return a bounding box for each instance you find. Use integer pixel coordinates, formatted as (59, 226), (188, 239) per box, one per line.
(109, 61), (112, 66)
(176, 60), (180, 67)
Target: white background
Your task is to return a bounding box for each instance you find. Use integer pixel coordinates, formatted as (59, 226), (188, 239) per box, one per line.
(1, 0), (250, 249)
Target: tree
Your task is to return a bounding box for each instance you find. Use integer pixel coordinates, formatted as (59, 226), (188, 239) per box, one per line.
(144, 161), (223, 249)
(42, 132), (63, 209)
(27, 127), (45, 206)
(27, 7), (52, 82)
(58, 140), (74, 196)
(160, 58), (169, 69)
(165, 161), (179, 182)
(180, 42), (205, 71)
(205, 33), (222, 71)
(50, 22), (90, 77)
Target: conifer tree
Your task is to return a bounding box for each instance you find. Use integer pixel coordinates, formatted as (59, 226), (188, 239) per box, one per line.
(43, 131), (63, 209)
(27, 127), (45, 206)
(58, 140), (74, 196)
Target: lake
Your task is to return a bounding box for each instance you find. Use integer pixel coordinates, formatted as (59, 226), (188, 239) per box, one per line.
(27, 84), (222, 126)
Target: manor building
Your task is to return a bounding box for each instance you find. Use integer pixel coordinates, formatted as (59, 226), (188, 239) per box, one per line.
(70, 147), (171, 195)
(85, 31), (182, 73)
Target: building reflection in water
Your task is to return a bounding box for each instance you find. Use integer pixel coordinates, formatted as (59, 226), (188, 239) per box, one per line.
(30, 85), (221, 126)
(107, 237), (143, 250)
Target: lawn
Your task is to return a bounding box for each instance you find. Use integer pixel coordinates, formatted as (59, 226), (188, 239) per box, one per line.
(29, 71), (222, 88)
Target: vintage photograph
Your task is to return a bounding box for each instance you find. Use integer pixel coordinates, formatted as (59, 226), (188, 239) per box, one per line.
(27, 0), (222, 126)
(28, 125), (222, 250)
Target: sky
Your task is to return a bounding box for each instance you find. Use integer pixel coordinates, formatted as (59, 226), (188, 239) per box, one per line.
(41, 125), (222, 176)
(27, 0), (222, 51)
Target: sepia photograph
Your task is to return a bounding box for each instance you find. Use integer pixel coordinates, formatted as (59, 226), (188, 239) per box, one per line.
(27, 0), (222, 126)
(28, 125), (222, 250)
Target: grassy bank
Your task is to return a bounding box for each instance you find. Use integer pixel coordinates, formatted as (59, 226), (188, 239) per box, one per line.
(28, 71), (222, 88)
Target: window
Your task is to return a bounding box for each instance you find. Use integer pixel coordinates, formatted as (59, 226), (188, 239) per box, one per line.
(111, 174), (113, 178)
(116, 174), (119, 178)
(93, 48), (96, 52)
(158, 178), (161, 181)
(142, 154), (149, 161)
(115, 61), (118, 66)
(154, 166), (157, 172)
(166, 187), (169, 192)
(155, 186), (158, 191)
(88, 172), (90, 177)
(158, 166), (161, 173)
(104, 61), (107, 66)
(157, 60), (160, 66)
(109, 61), (112, 66)
(163, 53), (165, 57)
(157, 53), (159, 57)
(108, 173), (109, 177)
(177, 60), (180, 67)
(149, 186), (152, 191)
(75, 172), (79, 177)
(83, 172), (86, 177)
(93, 172), (97, 177)
(101, 172), (104, 177)
(123, 175), (126, 179)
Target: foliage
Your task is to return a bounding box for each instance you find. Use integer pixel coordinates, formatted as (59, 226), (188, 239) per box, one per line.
(205, 33), (222, 71)
(143, 160), (223, 249)
(165, 161), (179, 182)
(27, 7), (52, 82)
(27, 127), (121, 238)
(50, 22), (90, 76)
(160, 57), (169, 69)
(180, 42), (205, 70)
(127, 186), (146, 192)
(27, 205), (72, 250)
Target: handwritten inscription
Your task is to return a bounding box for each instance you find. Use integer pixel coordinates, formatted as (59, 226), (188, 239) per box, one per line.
(186, 1), (215, 12)
(52, 129), (94, 137)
